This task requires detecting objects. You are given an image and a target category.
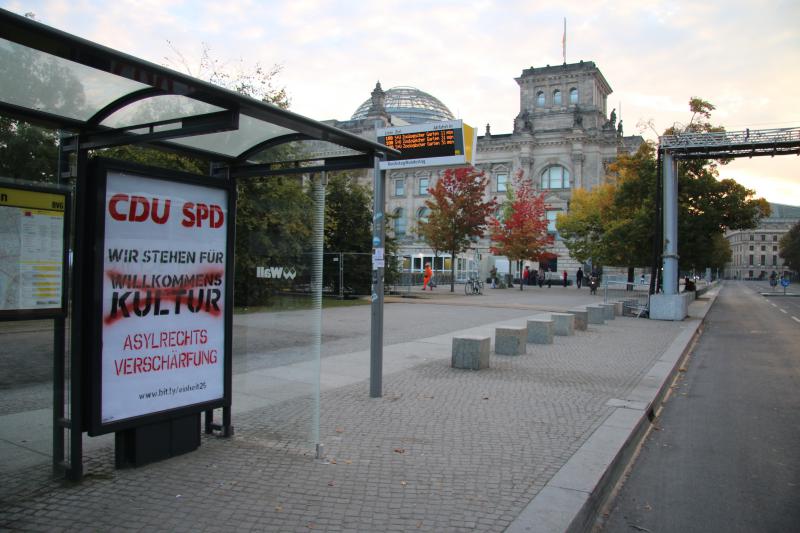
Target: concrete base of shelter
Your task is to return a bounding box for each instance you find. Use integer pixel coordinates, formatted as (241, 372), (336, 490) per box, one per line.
(649, 293), (691, 321)
(451, 336), (491, 369)
(495, 327), (527, 355)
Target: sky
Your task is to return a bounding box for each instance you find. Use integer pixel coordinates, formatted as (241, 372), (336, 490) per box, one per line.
(3, 0), (799, 205)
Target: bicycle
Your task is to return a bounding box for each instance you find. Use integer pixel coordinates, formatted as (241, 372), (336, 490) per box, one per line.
(464, 276), (484, 295)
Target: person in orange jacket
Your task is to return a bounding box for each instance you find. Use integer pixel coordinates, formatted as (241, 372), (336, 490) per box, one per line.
(423, 263), (433, 291)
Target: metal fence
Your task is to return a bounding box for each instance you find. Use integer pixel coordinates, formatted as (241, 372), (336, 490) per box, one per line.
(603, 280), (651, 317)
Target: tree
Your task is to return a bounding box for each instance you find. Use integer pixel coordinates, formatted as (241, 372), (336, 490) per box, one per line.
(0, 118), (59, 183)
(708, 233), (732, 272)
(166, 42), (290, 109)
(488, 170), (552, 290)
(779, 221), (800, 274)
(0, 13), (86, 184)
(112, 46), (303, 307)
(558, 98), (770, 286)
(557, 183), (618, 267)
(418, 166), (497, 292)
(323, 173), (373, 296)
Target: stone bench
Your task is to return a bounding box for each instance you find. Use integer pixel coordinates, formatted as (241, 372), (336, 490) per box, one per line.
(451, 336), (490, 370)
(551, 313), (575, 336)
(587, 305), (605, 325)
(600, 303), (616, 320)
(495, 326), (527, 355)
(527, 318), (554, 344)
(566, 308), (588, 331)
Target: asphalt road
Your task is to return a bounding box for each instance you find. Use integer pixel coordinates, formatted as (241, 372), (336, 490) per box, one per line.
(600, 281), (800, 532)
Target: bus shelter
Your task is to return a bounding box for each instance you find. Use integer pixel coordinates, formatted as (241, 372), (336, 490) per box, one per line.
(0, 9), (397, 483)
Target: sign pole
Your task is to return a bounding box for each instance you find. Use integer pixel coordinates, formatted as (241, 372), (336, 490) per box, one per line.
(370, 154), (385, 398)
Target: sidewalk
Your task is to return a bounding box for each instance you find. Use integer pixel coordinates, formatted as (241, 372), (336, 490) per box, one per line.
(0, 285), (719, 532)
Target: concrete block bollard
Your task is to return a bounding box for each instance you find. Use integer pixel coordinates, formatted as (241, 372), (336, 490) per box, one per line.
(495, 327), (527, 355)
(527, 319), (554, 344)
(600, 303), (615, 320)
(612, 301), (623, 316)
(587, 305), (605, 325)
(451, 336), (490, 370)
(566, 309), (588, 331)
(551, 313), (575, 336)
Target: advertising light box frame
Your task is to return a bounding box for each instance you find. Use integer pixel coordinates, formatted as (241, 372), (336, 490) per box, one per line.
(0, 180), (70, 321)
(85, 159), (234, 436)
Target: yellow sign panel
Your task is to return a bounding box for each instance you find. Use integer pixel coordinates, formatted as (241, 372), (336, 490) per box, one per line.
(0, 186), (66, 212)
(463, 123), (476, 165)
(0, 184), (67, 317)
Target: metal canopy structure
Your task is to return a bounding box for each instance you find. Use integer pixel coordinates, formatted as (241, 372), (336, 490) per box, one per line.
(1, 8), (399, 481)
(0, 9), (399, 172)
(653, 127), (800, 318)
(661, 127), (800, 160)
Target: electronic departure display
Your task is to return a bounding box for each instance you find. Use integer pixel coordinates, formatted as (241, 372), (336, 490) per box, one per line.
(377, 120), (475, 169)
(382, 129), (457, 159)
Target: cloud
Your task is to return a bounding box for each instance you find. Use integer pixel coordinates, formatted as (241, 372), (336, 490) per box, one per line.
(3, 0), (798, 205)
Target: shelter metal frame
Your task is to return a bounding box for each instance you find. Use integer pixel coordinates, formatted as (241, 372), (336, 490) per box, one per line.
(0, 8), (398, 481)
(657, 127), (800, 297)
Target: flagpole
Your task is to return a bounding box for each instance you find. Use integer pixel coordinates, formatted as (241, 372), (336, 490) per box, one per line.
(562, 17), (566, 64)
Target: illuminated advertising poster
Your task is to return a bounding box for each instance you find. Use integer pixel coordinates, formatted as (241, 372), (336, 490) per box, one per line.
(0, 184), (67, 319)
(100, 170), (227, 425)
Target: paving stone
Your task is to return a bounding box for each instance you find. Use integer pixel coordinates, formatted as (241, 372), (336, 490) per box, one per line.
(0, 310), (683, 532)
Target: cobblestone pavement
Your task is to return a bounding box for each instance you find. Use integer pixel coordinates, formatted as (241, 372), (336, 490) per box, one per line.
(0, 305), (686, 532)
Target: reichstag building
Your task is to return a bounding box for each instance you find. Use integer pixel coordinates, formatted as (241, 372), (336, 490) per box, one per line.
(323, 61), (643, 283)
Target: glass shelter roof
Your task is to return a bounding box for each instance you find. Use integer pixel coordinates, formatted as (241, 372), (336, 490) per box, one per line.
(0, 9), (398, 168)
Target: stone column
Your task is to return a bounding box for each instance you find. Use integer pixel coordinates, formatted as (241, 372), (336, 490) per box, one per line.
(571, 152), (584, 190)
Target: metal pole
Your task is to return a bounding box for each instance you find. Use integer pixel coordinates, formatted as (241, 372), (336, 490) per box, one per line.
(339, 252), (344, 301)
(311, 172), (325, 456)
(650, 149), (662, 295)
(369, 155), (385, 398)
(67, 144), (88, 481)
(53, 133), (67, 475)
(662, 151), (679, 295)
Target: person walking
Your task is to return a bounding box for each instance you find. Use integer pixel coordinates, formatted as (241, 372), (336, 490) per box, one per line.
(562, 270), (568, 287)
(546, 268), (552, 288)
(422, 263), (433, 291)
(538, 266), (545, 288)
(523, 266), (530, 286)
(490, 266), (497, 289)
(576, 267), (584, 289)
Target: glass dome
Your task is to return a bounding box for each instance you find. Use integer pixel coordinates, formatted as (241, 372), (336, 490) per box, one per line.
(351, 86), (455, 124)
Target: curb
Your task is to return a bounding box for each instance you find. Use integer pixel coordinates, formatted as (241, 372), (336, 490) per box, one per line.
(506, 286), (721, 533)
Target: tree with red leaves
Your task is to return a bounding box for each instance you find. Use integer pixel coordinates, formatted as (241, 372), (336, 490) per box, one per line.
(418, 167), (497, 292)
(488, 170), (553, 290)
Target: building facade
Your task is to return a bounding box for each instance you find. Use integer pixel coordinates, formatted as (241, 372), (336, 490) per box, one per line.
(724, 203), (800, 280)
(324, 61), (643, 281)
